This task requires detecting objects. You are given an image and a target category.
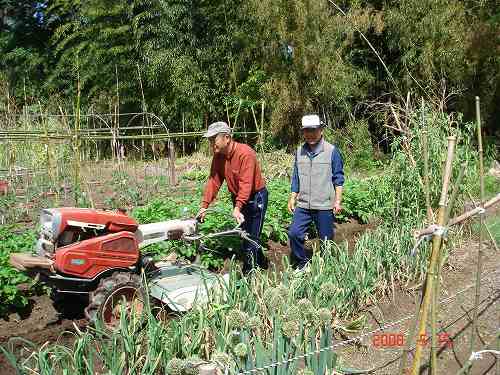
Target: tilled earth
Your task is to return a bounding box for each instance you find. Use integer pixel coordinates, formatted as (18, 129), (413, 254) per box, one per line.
(0, 217), (498, 375)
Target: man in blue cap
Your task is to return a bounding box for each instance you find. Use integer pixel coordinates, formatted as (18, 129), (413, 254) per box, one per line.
(287, 114), (344, 270)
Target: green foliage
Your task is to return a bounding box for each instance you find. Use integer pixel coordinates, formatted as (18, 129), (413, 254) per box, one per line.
(0, 225), (36, 315)
(48, 1), (141, 102)
(325, 120), (385, 173)
(336, 178), (388, 224)
(0, 258), (354, 374)
(249, 0), (374, 142)
(181, 169), (209, 183)
(2, 0), (500, 138)
(386, 0), (470, 88)
(132, 175), (387, 268)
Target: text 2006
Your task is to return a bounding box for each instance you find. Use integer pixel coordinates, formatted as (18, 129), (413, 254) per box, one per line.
(372, 333), (405, 348)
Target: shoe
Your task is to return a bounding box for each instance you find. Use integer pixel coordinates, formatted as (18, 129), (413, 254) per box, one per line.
(293, 262), (310, 275)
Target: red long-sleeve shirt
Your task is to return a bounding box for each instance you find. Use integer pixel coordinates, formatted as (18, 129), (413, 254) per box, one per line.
(201, 141), (266, 209)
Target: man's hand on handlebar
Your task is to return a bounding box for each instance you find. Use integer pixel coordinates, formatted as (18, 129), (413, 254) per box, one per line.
(196, 208), (208, 222)
(232, 206), (245, 225)
(195, 206), (245, 226)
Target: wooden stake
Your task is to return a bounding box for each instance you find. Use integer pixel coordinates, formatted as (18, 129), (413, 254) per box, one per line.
(182, 113), (186, 156)
(430, 159), (466, 375)
(421, 99), (433, 222)
(73, 58), (81, 203)
(411, 135), (456, 375)
(466, 96), (486, 374)
(169, 140), (177, 186)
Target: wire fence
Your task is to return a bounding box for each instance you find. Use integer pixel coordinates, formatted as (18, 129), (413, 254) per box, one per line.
(225, 269), (500, 374)
(0, 110), (265, 224)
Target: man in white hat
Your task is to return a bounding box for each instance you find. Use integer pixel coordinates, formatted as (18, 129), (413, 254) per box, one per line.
(197, 121), (268, 274)
(287, 114), (344, 270)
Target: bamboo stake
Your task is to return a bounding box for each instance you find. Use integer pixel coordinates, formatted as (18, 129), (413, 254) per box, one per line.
(233, 99), (243, 131)
(421, 99), (433, 222)
(39, 101), (52, 190)
(430, 161), (466, 375)
(466, 96), (486, 374)
(73, 59), (81, 204)
(182, 113), (186, 156)
(411, 135), (456, 375)
(399, 289), (425, 374)
(497, 314), (500, 375)
(137, 63), (147, 161)
(414, 193), (500, 239)
(465, 190), (499, 252)
(115, 64), (121, 166)
(226, 101), (231, 127)
(447, 194), (500, 227)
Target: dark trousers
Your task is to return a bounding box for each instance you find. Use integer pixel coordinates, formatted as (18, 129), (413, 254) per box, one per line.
(288, 207), (334, 268)
(234, 187), (269, 272)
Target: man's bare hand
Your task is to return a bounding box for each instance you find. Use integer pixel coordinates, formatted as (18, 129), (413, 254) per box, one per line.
(197, 208), (208, 222)
(333, 201), (342, 214)
(233, 206), (245, 225)
(288, 194), (297, 213)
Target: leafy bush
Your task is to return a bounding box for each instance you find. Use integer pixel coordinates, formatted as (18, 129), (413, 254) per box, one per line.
(132, 176), (390, 269)
(0, 225), (36, 315)
(336, 178), (390, 224)
(181, 169), (209, 182)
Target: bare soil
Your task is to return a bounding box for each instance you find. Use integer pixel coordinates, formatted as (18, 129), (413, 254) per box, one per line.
(1, 165), (498, 375)
(336, 239), (499, 374)
(334, 206), (500, 375)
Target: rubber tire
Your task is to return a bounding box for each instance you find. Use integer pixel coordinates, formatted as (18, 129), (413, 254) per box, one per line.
(84, 272), (145, 330)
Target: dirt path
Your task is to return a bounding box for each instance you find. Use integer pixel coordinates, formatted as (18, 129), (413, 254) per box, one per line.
(337, 237), (499, 374)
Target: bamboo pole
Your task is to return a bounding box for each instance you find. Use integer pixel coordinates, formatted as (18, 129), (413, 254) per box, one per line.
(137, 63), (147, 160)
(233, 99), (243, 131)
(414, 193), (500, 239)
(421, 99), (433, 222)
(448, 194), (500, 226)
(182, 113), (186, 156)
(0, 130), (260, 141)
(73, 60), (81, 203)
(411, 135), (456, 375)
(465, 190), (499, 252)
(226, 101), (231, 128)
(399, 289), (425, 374)
(430, 161), (466, 375)
(169, 140), (177, 186)
(466, 96), (486, 374)
(39, 101), (53, 191)
(400, 125), (443, 375)
(114, 65), (118, 163)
